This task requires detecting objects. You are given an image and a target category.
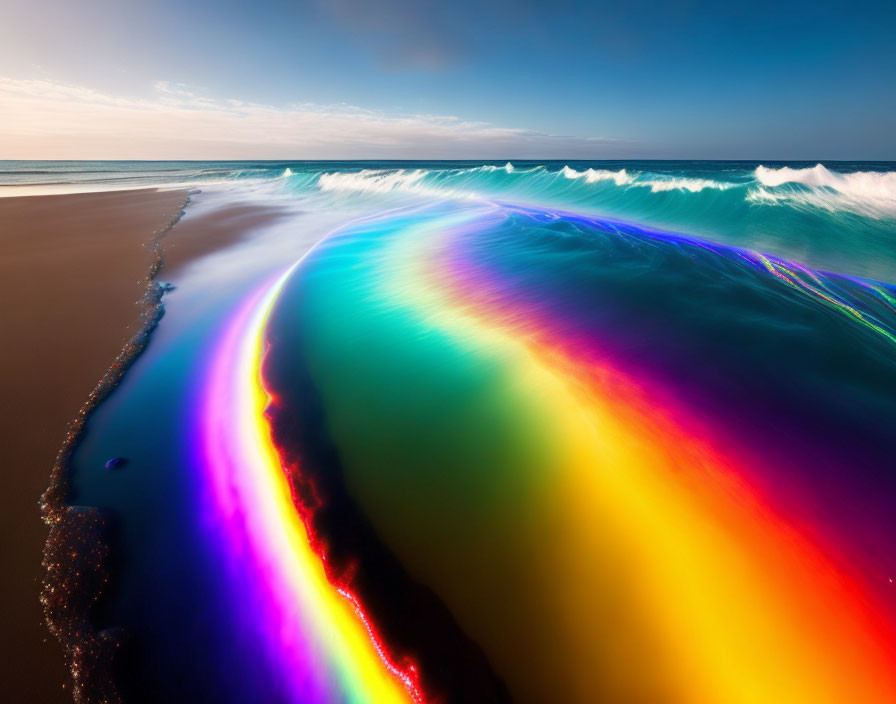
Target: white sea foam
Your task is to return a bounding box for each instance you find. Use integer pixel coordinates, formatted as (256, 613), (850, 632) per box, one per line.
(281, 167), (293, 178)
(481, 162), (515, 173)
(560, 165), (732, 192)
(636, 177), (733, 193)
(467, 162), (515, 175)
(753, 164), (896, 217)
(318, 168), (424, 193)
(561, 166), (634, 186)
(316, 168), (477, 200)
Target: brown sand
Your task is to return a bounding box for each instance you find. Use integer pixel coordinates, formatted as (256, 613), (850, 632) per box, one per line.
(0, 188), (186, 700)
(0, 189), (285, 700)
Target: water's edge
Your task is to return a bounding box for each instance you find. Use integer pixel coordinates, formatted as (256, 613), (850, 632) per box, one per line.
(39, 192), (191, 703)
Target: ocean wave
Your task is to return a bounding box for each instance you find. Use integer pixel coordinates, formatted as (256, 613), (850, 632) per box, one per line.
(478, 162), (515, 173)
(560, 165), (734, 192)
(205, 163), (896, 282)
(636, 176), (735, 193)
(318, 168), (425, 193)
(316, 168), (478, 200)
(11, 161), (891, 281)
(753, 164), (896, 217)
(561, 165), (634, 186)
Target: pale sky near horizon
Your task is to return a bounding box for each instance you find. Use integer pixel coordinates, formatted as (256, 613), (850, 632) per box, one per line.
(0, 0), (894, 159)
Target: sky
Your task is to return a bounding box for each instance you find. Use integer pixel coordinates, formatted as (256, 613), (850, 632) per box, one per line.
(0, 0), (894, 159)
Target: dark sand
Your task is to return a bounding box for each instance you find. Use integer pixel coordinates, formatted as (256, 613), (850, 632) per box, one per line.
(0, 188), (284, 700)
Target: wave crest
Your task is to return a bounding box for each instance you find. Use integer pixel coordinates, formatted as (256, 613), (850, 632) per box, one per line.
(317, 168), (476, 200)
(638, 177), (733, 193)
(561, 166), (634, 186)
(753, 164), (896, 217)
(479, 162), (515, 174)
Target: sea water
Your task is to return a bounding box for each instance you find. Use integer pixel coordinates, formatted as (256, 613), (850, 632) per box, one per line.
(24, 161), (896, 703)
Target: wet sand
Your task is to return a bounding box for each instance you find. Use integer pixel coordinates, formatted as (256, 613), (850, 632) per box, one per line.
(162, 202), (290, 277)
(0, 188), (284, 700)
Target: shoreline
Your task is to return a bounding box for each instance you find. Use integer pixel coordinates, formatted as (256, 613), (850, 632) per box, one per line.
(39, 191), (190, 703)
(0, 188), (189, 702)
(0, 187), (285, 701)
(41, 192), (291, 702)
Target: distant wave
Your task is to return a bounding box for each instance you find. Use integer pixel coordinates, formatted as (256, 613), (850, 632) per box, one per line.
(560, 165), (734, 192)
(5, 160), (894, 281)
(638, 176), (734, 192)
(752, 164), (896, 217)
(317, 168), (478, 200)
(316, 164), (739, 202)
(561, 165), (634, 186)
(479, 162), (515, 173)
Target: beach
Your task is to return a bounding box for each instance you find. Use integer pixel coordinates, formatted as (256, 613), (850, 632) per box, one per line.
(0, 188), (186, 699)
(1, 0), (891, 698)
(0, 187), (287, 700)
(0, 161), (894, 704)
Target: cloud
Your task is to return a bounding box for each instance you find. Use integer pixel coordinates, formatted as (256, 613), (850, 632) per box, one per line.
(0, 77), (625, 159)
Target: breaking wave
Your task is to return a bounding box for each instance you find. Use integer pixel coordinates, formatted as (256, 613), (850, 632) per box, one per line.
(286, 162), (896, 279)
(4, 159), (893, 280)
(752, 164), (896, 217)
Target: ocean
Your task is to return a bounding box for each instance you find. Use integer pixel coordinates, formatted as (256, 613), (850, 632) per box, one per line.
(21, 161), (896, 703)
(3, 159), (896, 280)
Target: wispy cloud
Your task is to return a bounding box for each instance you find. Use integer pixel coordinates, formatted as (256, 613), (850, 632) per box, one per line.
(0, 77), (625, 159)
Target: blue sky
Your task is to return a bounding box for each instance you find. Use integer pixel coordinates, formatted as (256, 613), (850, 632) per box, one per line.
(1, 0), (894, 158)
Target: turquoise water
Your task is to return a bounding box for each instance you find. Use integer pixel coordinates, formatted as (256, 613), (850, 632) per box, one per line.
(3, 160), (896, 280)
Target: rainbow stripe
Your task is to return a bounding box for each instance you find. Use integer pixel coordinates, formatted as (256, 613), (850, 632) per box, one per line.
(198, 267), (421, 704)
(263, 202), (896, 703)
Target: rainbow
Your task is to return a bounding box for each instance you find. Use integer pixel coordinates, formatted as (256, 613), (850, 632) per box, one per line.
(191, 198), (896, 703)
(260, 202), (896, 703)
(198, 266), (421, 704)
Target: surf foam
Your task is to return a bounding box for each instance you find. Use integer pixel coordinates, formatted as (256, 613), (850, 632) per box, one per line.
(753, 164), (896, 217)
